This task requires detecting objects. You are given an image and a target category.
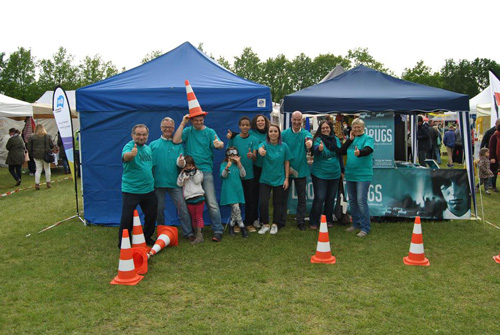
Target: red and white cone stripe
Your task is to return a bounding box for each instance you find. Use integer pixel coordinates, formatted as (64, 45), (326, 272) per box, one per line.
(316, 223), (332, 253)
(403, 217), (430, 266)
(185, 80), (203, 115)
(131, 210), (146, 248)
(149, 234), (171, 256)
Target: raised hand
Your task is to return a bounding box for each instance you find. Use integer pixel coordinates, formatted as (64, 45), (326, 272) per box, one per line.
(232, 155), (241, 165)
(213, 135), (224, 149)
(181, 114), (190, 126)
(318, 140), (324, 152)
(354, 145), (360, 157)
(246, 148), (254, 159)
(131, 143), (138, 157)
(259, 145), (267, 157)
(305, 138), (312, 149)
(350, 130), (355, 141)
(178, 153), (185, 166)
(226, 129), (233, 139)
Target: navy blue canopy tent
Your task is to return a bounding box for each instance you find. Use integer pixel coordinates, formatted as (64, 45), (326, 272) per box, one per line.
(76, 42), (271, 226)
(283, 65), (476, 217)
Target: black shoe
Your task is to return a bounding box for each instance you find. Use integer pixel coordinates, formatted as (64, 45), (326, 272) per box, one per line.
(212, 233), (222, 242)
(145, 238), (156, 246)
(298, 223), (306, 231)
(229, 225), (235, 237)
(15, 180), (21, 186)
(241, 227), (249, 238)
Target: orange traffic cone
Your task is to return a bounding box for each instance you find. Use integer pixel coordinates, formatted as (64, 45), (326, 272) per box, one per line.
(311, 215), (336, 264)
(130, 210), (149, 274)
(403, 216), (430, 266)
(148, 225), (179, 258)
(110, 229), (144, 285)
(185, 80), (208, 118)
(493, 251), (500, 263)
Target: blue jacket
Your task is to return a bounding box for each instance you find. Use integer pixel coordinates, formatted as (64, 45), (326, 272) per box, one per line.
(443, 130), (456, 148)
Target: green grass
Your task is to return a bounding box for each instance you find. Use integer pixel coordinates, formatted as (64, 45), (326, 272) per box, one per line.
(1, 165), (499, 335)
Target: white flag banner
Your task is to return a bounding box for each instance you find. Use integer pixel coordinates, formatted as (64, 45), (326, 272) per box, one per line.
(52, 87), (76, 176)
(489, 71), (500, 127)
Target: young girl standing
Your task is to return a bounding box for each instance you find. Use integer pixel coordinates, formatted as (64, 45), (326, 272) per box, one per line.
(220, 147), (248, 237)
(177, 155), (205, 245)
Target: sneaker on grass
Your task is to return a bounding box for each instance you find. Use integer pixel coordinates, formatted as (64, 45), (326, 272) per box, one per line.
(270, 224), (278, 235)
(258, 224), (270, 235)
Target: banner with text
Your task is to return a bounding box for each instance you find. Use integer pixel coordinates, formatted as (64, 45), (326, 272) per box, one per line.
(360, 111), (394, 168)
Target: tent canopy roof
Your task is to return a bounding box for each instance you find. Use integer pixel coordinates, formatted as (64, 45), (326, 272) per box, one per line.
(284, 65), (469, 113)
(76, 41), (271, 113)
(0, 94), (33, 118)
(469, 85), (491, 116)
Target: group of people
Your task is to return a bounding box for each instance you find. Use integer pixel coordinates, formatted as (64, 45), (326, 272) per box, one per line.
(416, 116), (444, 167)
(476, 118), (500, 194)
(119, 110), (375, 248)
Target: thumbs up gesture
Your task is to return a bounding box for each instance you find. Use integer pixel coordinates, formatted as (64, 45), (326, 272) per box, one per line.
(178, 153), (185, 167)
(247, 148), (254, 160)
(305, 138), (312, 149)
(259, 145), (267, 157)
(354, 145), (360, 157)
(226, 129), (233, 139)
(318, 140), (324, 152)
(131, 143), (138, 157)
(213, 135), (224, 149)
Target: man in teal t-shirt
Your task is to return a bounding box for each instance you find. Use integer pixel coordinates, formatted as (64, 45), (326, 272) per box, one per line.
(150, 117), (193, 241)
(119, 124), (157, 248)
(281, 111), (313, 230)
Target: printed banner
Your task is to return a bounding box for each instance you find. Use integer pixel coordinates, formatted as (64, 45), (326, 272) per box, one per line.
(361, 111), (395, 168)
(288, 168), (471, 220)
(52, 87), (76, 178)
(489, 71), (500, 127)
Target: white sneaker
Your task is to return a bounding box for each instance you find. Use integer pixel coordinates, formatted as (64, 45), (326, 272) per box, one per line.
(270, 224), (278, 235)
(258, 224), (270, 234)
(357, 231), (368, 237)
(346, 226), (356, 232)
(253, 220), (262, 229)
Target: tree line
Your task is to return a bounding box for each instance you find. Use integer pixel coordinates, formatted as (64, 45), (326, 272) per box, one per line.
(1, 45), (499, 104)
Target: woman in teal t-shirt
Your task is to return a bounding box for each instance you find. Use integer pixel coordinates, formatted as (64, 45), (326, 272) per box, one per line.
(310, 120), (344, 229)
(339, 118), (374, 237)
(257, 124), (292, 235)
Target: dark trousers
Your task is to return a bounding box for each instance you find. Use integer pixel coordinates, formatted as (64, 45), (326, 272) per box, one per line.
(282, 177), (307, 225)
(27, 153), (36, 174)
(418, 150), (427, 167)
(310, 175), (340, 226)
(252, 166), (267, 222)
(242, 178), (258, 226)
(119, 191), (158, 247)
(259, 183), (286, 227)
(490, 169), (498, 190)
(9, 165), (22, 182)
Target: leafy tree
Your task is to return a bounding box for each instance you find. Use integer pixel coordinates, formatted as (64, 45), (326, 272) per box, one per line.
(233, 47), (262, 83)
(0, 47), (37, 101)
(141, 50), (164, 64)
(346, 47), (392, 75)
(311, 53), (350, 83)
(289, 53), (315, 91)
(216, 56), (232, 72)
(79, 55), (119, 87)
(38, 47), (80, 92)
(260, 54), (293, 102)
(402, 60), (443, 88)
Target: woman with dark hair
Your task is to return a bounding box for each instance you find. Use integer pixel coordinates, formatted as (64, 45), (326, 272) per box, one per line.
(339, 118), (374, 237)
(309, 120), (344, 229)
(257, 124), (292, 235)
(249, 114), (270, 228)
(6, 128), (26, 186)
(28, 124), (54, 190)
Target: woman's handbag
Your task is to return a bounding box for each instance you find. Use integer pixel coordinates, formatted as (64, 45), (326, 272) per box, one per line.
(43, 135), (55, 163)
(335, 179), (351, 225)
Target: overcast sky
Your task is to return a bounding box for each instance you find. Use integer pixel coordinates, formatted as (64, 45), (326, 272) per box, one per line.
(2, 0), (498, 76)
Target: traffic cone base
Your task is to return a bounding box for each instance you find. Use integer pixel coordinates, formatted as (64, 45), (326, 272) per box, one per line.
(493, 254), (500, 264)
(403, 255), (430, 266)
(148, 226), (178, 257)
(310, 215), (336, 264)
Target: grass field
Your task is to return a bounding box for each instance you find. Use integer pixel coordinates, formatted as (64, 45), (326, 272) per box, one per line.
(1, 164), (499, 335)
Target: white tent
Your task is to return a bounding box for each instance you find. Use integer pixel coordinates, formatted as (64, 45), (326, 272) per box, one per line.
(33, 90), (77, 117)
(0, 94), (33, 118)
(469, 86), (491, 116)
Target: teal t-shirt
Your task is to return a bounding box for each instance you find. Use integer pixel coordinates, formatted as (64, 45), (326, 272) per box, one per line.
(249, 129), (267, 168)
(311, 137), (342, 180)
(259, 142), (293, 187)
(344, 134), (374, 182)
(182, 126), (220, 172)
(281, 128), (313, 178)
(121, 140), (155, 194)
(227, 134), (259, 180)
(150, 137), (184, 188)
(219, 162), (245, 206)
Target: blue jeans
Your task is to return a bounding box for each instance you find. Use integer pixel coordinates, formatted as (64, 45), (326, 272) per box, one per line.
(156, 187), (193, 238)
(434, 146), (442, 164)
(202, 171), (223, 234)
(310, 175), (340, 227)
(346, 181), (371, 233)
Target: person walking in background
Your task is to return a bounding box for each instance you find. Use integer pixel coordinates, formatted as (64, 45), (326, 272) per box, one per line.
(150, 117), (193, 241)
(177, 155), (205, 245)
(428, 120), (442, 164)
(480, 118), (500, 149)
(281, 111), (313, 230)
(226, 116), (260, 233)
(220, 147), (248, 238)
(28, 124), (54, 190)
(118, 124), (157, 248)
(416, 116), (430, 167)
(453, 126), (464, 164)
(443, 125), (456, 167)
(6, 128), (25, 186)
(257, 124), (292, 235)
(22, 116), (36, 176)
(309, 120), (343, 229)
(488, 122), (500, 192)
(476, 148), (494, 195)
(339, 118), (374, 237)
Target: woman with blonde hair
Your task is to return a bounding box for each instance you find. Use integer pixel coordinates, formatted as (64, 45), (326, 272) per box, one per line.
(28, 124), (54, 190)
